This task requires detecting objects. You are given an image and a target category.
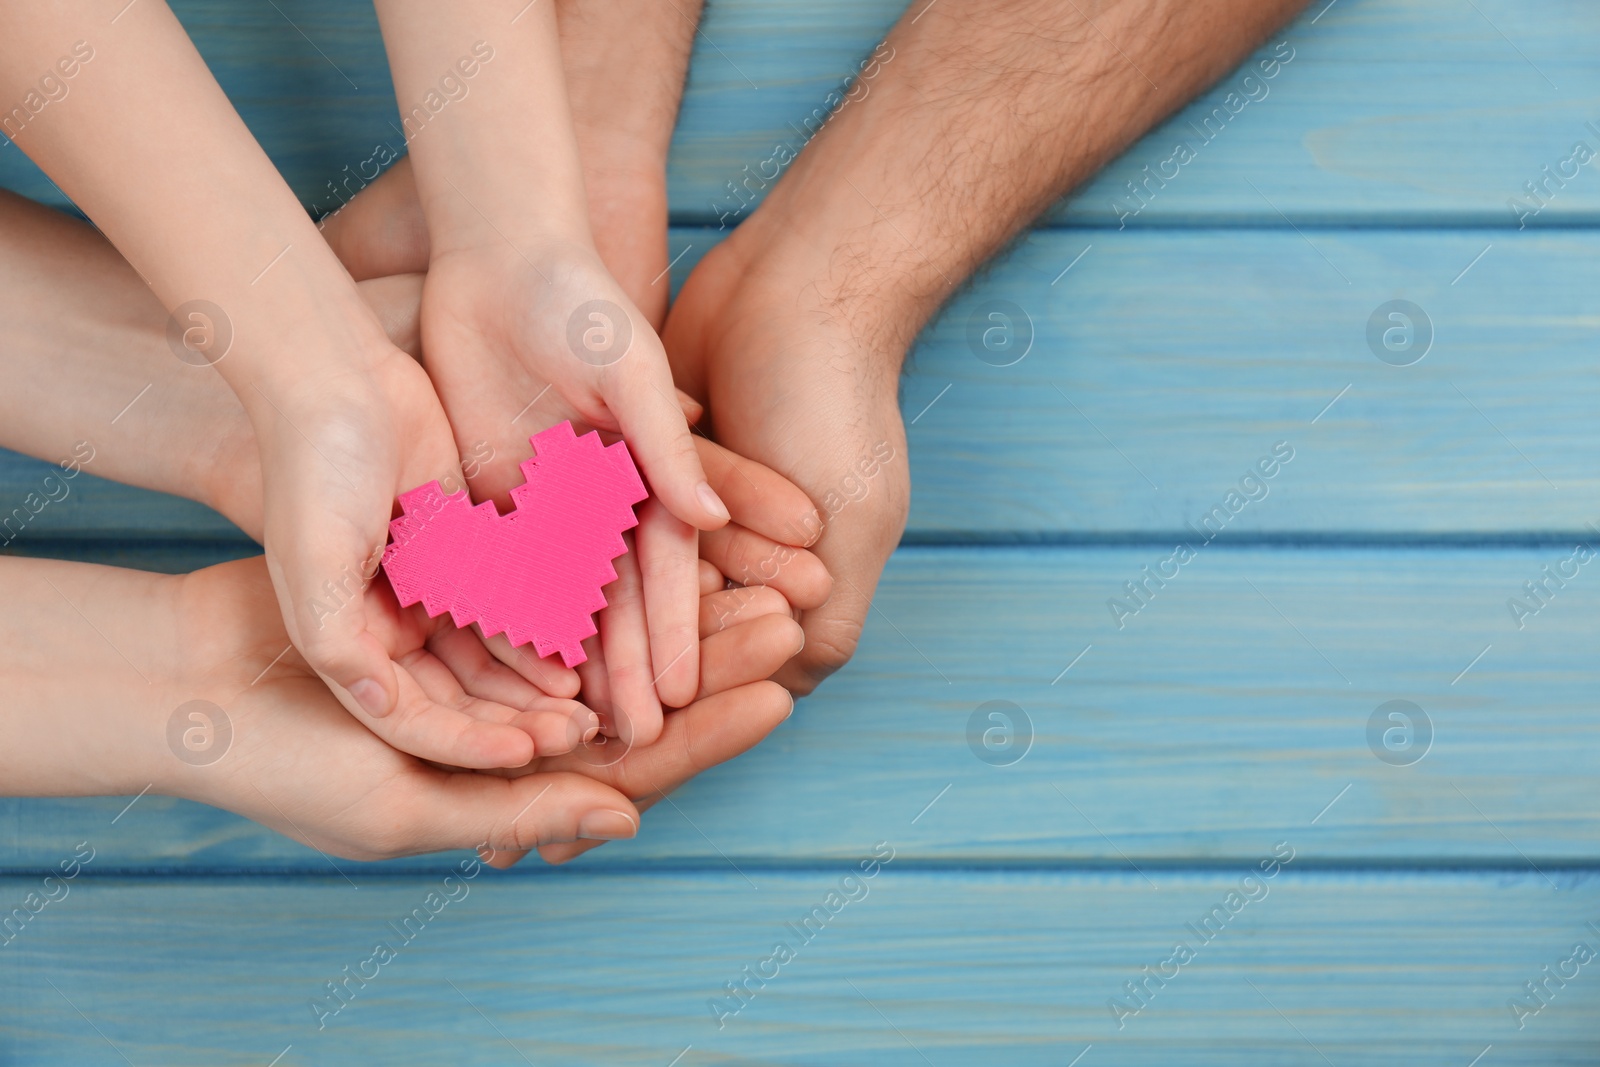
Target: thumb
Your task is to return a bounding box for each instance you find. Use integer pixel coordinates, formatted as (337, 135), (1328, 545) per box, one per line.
(417, 771), (640, 864)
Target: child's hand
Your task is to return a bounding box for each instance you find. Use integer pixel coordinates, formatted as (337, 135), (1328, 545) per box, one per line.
(369, 0), (728, 721)
(247, 333), (479, 721)
(413, 240), (726, 717)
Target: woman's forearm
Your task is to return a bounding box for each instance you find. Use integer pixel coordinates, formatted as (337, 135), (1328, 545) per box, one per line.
(0, 555), (180, 796)
(0, 190), (253, 518)
(0, 191), (426, 540)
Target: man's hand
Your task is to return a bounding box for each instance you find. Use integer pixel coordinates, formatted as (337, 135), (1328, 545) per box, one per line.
(494, 554), (807, 868)
(664, 242), (909, 696)
(666, 0), (1310, 693)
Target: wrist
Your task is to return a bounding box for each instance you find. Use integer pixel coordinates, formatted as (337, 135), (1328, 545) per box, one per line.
(200, 253), (399, 405)
(150, 563), (274, 805)
(225, 322), (395, 426)
(718, 50), (974, 359)
(582, 154), (670, 322)
(717, 195), (922, 367)
(0, 561), (188, 797)
(422, 199), (594, 267)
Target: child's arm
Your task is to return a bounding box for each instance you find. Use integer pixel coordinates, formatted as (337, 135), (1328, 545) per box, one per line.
(369, 0), (721, 731)
(0, 1), (459, 723)
(322, 0), (703, 326)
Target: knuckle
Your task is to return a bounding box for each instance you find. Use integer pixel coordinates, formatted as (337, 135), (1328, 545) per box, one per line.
(786, 673), (821, 698)
(638, 548), (689, 585)
(802, 623), (861, 682)
(294, 625), (350, 669)
(455, 655), (498, 698)
(678, 708), (709, 775)
(490, 810), (531, 854)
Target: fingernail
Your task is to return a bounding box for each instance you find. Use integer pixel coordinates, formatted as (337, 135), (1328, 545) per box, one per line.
(784, 690), (796, 721)
(578, 809), (638, 841)
(696, 481), (730, 522)
(350, 678), (390, 717)
(581, 711), (601, 743)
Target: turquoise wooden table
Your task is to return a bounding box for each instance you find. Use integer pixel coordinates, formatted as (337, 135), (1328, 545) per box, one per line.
(6, 0), (1600, 1062)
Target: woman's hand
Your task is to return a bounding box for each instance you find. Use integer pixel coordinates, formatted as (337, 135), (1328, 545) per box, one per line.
(664, 233), (911, 696)
(153, 557), (628, 859)
(0, 553), (796, 864)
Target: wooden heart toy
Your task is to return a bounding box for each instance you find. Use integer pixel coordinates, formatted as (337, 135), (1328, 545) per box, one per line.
(380, 421), (648, 667)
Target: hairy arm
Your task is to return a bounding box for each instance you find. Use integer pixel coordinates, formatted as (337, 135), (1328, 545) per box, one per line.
(667, 0), (1310, 691)
(734, 0), (1309, 359)
(555, 0), (702, 325)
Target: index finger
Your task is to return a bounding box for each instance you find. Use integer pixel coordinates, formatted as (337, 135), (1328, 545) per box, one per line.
(604, 326), (729, 533)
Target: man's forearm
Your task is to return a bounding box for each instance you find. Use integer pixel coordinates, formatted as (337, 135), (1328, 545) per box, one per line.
(559, 0), (702, 323)
(742, 0), (1309, 354)
(558, 0), (700, 172)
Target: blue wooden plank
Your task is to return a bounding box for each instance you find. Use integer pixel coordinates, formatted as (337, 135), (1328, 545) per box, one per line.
(7, 545), (1600, 871)
(899, 228), (1600, 538)
(0, 0), (1590, 1061)
(1, 870), (1594, 1064)
(2, 0), (1594, 226)
(0, 466), (246, 544)
(7, 228), (1599, 540)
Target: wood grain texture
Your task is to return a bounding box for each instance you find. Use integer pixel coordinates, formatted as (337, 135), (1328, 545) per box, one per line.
(7, 546), (1600, 872)
(6, 228), (1598, 541)
(1, 871), (1595, 1064)
(1, 0), (1595, 226)
(897, 228), (1600, 538)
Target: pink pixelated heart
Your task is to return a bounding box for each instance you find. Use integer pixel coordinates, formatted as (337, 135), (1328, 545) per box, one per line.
(380, 421), (648, 667)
